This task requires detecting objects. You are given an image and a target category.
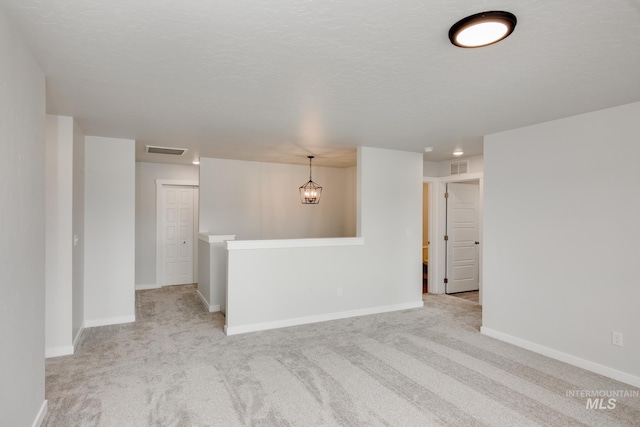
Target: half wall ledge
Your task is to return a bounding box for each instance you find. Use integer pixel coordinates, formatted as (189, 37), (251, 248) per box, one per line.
(226, 237), (365, 250)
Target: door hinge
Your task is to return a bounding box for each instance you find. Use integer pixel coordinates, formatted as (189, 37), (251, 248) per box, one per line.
(444, 278), (448, 284)
(444, 235), (448, 241)
(444, 192), (449, 199)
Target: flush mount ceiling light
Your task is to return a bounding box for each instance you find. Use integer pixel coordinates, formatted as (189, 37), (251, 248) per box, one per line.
(299, 156), (322, 204)
(449, 11), (517, 48)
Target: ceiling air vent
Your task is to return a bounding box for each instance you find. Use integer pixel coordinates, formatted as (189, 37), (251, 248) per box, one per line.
(146, 145), (188, 155)
(450, 160), (468, 175)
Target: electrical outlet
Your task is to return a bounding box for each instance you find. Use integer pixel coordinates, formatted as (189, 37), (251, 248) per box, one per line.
(337, 287), (343, 297)
(612, 331), (624, 347)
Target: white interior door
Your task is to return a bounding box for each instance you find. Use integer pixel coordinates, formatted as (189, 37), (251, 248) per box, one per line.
(446, 182), (479, 293)
(162, 185), (195, 285)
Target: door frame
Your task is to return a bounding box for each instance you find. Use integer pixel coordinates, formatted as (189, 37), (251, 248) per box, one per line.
(424, 172), (483, 303)
(155, 179), (199, 287)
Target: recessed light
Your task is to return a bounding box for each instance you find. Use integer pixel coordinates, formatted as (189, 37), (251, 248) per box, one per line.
(192, 160), (200, 165)
(423, 147), (434, 152)
(449, 11), (517, 48)
(453, 150), (464, 156)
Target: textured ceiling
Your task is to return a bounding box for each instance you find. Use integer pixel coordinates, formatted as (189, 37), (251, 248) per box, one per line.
(2, 0), (640, 166)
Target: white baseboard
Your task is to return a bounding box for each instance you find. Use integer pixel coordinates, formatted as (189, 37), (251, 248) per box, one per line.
(45, 323), (86, 358)
(32, 400), (47, 427)
(84, 315), (136, 328)
(481, 327), (640, 388)
(45, 345), (74, 358)
(225, 300), (424, 336)
(196, 289), (209, 310)
(196, 290), (220, 312)
(72, 323), (85, 352)
(135, 284), (161, 291)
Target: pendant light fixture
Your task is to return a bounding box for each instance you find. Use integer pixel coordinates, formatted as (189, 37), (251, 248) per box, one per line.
(299, 156), (322, 204)
(449, 11), (517, 48)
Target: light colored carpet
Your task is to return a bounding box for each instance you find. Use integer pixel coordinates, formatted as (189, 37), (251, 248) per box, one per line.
(449, 290), (479, 303)
(43, 285), (639, 426)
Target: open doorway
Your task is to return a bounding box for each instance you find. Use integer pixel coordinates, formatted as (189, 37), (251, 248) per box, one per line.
(424, 174), (483, 305)
(422, 183), (429, 293)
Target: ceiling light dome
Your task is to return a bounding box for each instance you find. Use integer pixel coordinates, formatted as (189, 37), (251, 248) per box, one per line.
(449, 11), (517, 48)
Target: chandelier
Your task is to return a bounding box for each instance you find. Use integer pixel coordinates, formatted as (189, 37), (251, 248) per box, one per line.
(299, 156), (322, 204)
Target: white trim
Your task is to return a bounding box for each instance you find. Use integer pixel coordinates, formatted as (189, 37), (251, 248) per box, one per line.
(439, 171), (484, 183)
(135, 284), (161, 291)
(32, 400), (47, 427)
(481, 327), (640, 388)
(84, 315), (136, 328)
(196, 289), (208, 310)
(477, 177), (483, 305)
(72, 323), (84, 352)
(45, 345), (74, 358)
(422, 178), (441, 294)
(155, 180), (199, 288)
(196, 289), (221, 313)
(227, 237), (365, 251)
(199, 233), (236, 243)
(225, 300), (424, 335)
(433, 180), (448, 294)
(193, 187), (199, 283)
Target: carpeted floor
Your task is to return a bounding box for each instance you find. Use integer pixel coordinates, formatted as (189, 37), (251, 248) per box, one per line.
(449, 290), (479, 303)
(43, 285), (639, 426)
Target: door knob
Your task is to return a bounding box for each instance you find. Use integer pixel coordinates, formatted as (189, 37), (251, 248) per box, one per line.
(475, 241), (479, 245)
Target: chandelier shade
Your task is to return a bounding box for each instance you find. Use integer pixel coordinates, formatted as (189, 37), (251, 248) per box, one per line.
(299, 156), (322, 204)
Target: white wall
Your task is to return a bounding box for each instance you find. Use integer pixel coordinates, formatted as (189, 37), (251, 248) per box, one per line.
(45, 115), (74, 357)
(197, 234), (234, 313)
(344, 166), (357, 236)
(483, 102), (640, 387)
(423, 161), (439, 177)
(197, 240), (212, 306)
(135, 162), (199, 287)
(72, 119), (85, 344)
(0, 8), (47, 426)
(45, 114), (85, 357)
(84, 136), (136, 326)
(225, 147), (423, 333)
(199, 158), (356, 239)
